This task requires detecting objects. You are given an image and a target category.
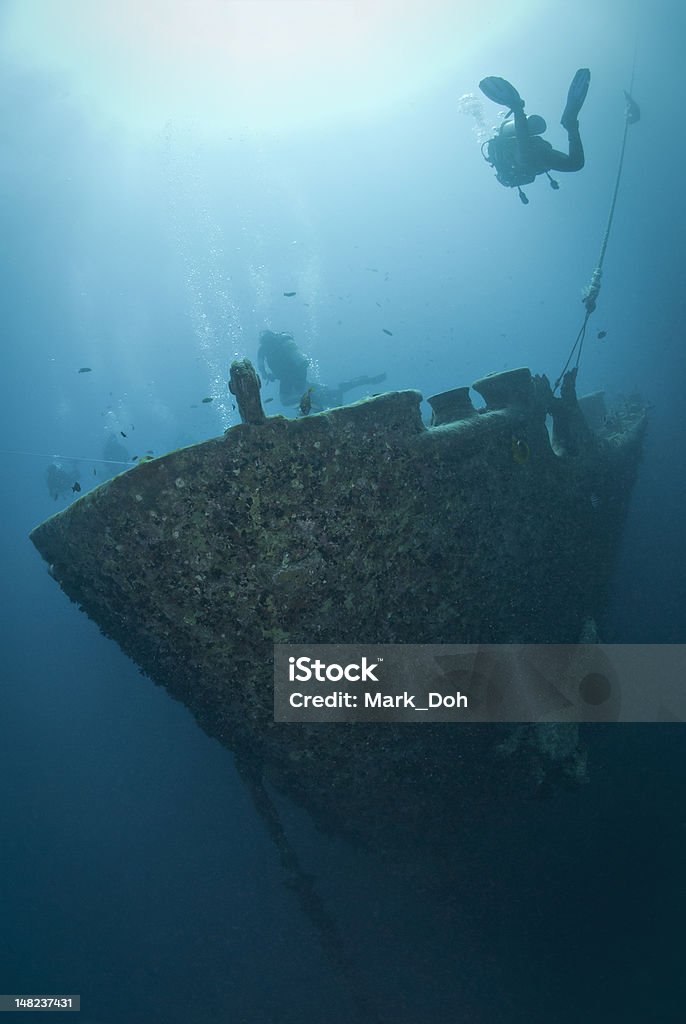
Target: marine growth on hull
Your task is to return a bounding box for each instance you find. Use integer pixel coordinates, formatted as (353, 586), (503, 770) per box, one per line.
(30, 362), (646, 854)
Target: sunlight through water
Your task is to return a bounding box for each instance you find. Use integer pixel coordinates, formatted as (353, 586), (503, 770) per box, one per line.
(4, 0), (533, 133)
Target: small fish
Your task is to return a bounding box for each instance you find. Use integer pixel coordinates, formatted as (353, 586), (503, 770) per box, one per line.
(366, 267), (379, 272)
(511, 437), (530, 465)
(283, 291), (296, 297)
(120, 431), (127, 437)
(264, 397), (274, 404)
(93, 468), (97, 475)
(78, 367), (92, 373)
(202, 397), (214, 404)
(72, 481), (81, 493)
(590, 493), (601, 510)
(597, 330), (607, 340)
(190, 404), (198, 408)
(299, 386), (315, 417)
(146, 449), (154, 454)
(132, 455), (138, 461)
(382, 328), (393, 336)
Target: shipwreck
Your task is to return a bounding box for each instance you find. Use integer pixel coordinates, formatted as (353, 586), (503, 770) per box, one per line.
(30, 362), (646, 853)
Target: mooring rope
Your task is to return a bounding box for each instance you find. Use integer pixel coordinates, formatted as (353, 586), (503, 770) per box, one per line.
(554, 39), (640, 392)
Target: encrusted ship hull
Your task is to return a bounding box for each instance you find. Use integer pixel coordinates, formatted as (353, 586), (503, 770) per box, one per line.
(30, 367), (646, 851)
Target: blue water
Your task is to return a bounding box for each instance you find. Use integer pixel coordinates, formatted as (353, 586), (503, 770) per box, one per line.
(2, 1), (685, 1021)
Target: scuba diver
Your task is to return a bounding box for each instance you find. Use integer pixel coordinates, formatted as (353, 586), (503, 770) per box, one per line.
(479, 68), (590, 204)
(256, 329), (385, 411)
(257, 329), (310, 407)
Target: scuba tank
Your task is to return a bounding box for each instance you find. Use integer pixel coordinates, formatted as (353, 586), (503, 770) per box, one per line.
(481, 115), (558, 203)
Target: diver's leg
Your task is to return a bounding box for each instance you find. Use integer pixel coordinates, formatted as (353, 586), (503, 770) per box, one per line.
(338, 377), (367, 394)
(548, 68), (589, 171)
(546, 124), (585, 172)
(566, 122), (585, 170)
(338, 373), (387, 396)
(561, 69), (590, 132)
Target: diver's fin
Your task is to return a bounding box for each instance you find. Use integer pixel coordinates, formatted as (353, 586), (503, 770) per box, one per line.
(479, 76), (524, 110)
(561, 68), (590, 130)
(623, 90), (640, 124)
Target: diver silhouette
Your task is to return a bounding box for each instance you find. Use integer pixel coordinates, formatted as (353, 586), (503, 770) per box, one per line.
(479, 69), (590, 203)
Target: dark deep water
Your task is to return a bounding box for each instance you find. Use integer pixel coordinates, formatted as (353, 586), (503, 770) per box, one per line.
(2, 1), (686, 1021)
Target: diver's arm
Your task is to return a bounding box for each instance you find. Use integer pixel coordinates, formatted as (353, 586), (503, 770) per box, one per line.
(513, 105), (529, 143)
